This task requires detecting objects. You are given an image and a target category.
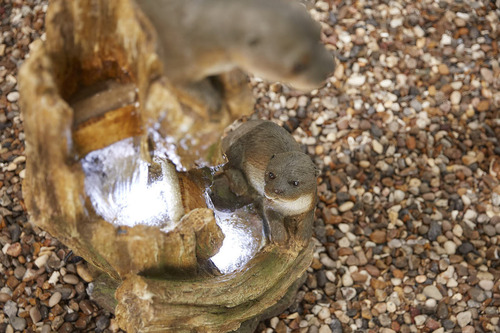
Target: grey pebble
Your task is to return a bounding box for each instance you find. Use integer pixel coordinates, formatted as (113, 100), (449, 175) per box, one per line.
(14, 265), (26, 280)
(437, 301), (449, 319)
(457, 242), (475, 255)
(64, 311), (79, 322)
(329, 319), (343, 333)
(96, 315), (111, 332)
(427, 221), (442, 241)
(4, 300), (18, 318)
(468, 287), (486, 302)
(9, 317), (26, 331)
(442, 319), (455, 330)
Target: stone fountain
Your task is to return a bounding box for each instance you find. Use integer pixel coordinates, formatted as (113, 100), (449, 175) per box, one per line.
(19, 0), (334, 332)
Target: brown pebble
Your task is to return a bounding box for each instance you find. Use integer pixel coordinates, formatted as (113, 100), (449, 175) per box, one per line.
(0, 292), (11, 302)
(49, 292), (62, 307)
(75, 316), (89, 329)
(6, 275), (20, 289)
(370, 279), (386, 290)
(58, 322), (74, 333)
(29, 307), (42, 323)
(76, 264), (94, 283)
(79, 299), (95, 316)
(438, 64), (450, 75)
(365, 265), (381, 277)
(406, 136), (416, 150)
(62, 274), (80, 285)
(370, 230), (387, 244)
(476, 100), (489, 111)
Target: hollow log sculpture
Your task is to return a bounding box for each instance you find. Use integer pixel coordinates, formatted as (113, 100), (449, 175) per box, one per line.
(19, 0), (334, 332)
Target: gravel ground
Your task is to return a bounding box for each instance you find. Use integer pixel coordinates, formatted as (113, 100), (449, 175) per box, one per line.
(1, 0), (500, 333)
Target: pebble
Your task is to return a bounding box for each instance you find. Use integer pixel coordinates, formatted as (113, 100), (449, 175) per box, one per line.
(4, 301), (18, 318)
(10, 317), (26, 331)
(48, 292), (62, 307)
(76, 264), (94, 282)
(423, 285), (443, 300)
(347, 74), (366, 87)
(318, 307), (331, 320)
(372, 140), (384, 154)
(6, 91), (20, 103)
(456, 311), (472, 328)
(478, 280), (494, 291)
(342, 273), (353, 287)
(450, 91), (461, 105)
(338, 201), (354, 212)
(414, 315), (427, 326)
(29, 307), (41, 323)
(34, 254), (49, 268)
(5, 243), (21, 257)
(443, 241), (457, 255)
(63, 274), (80, 285)
(319, 325), (332, 333)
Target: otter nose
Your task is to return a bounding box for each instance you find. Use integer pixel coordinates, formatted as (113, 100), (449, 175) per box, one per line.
(274, 189), (284, 195)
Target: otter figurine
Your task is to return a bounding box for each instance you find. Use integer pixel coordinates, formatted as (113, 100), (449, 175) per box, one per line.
(221, 120), (317, 243)
(134, 0), (334, 120)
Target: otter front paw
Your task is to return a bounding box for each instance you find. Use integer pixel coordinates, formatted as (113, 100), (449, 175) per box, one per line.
(225, 168), (249, 197)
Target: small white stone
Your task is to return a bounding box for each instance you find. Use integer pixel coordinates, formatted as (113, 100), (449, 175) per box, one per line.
(440, 34), (452, 46)
(414, 314), (427, 326)
(342, 273), (353, 287)
(390, 17), (403, 28)
(478, 280), (494, 291)
(444, 241), (457, 255)
(425, 298), (437, 309)
(48, 271), (60, 285)
(451, 81), (463, 90)
(269, 317), (279, 329)
(34, 254), (49, 268)
(372, 140), (384, 154)
(319, 325), (332, 333)
(338, 223), (350, 233)
(6, 163), (17, 171)
(393, 190), (405, 203)
(48, 292), (62, 307)
(347, 74), (366, 87)
(338, 201), (354, 212)
(457, 311), (472, 328)
(325, 270), (336, 282)
(318, 307), (331, 320)
(453, 224), (463, 237)
(423, 285), (443, 300)
(338, 237), (350, 248)
(464, 209), (477, 221)
(450, 91), (462, 105)
(386, 301), (396, 313)
(7, 91), (20, 103)
(380, 79), (392, 88)
(446, 278), (458, 288)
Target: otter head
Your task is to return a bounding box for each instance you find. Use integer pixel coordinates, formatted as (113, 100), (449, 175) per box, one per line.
(233, 0), (335, 91)
(264, 151), (317, 204)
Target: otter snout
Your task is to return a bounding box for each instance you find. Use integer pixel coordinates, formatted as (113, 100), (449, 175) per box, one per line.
(274, 188), (284, 195)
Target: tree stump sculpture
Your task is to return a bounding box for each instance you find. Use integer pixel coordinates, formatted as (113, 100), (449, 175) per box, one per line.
(19, 0), (333, 331)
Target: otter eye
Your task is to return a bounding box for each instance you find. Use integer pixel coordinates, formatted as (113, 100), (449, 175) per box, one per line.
(292, 62), (307, 74)
(271, 154), (275, 159)
(268, 172), (276, 180)
(292, 181), (300, 187)
(248, 37), (260, 46)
